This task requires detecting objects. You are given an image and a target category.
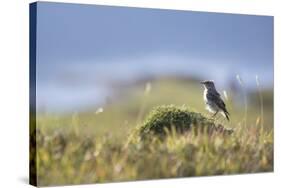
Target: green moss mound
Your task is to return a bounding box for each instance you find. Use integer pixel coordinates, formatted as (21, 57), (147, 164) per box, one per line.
(139, 105), (215, 137)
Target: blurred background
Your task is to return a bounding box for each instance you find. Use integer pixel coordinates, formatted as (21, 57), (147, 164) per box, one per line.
(32, 3), (274, 185)
(35, 2), (273, 135)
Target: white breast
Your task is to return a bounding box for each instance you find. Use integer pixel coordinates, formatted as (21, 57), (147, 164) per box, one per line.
(203, 89), (208, 103)
(203, 89), (220, 113)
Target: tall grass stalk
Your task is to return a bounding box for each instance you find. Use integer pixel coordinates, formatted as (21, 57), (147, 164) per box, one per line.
(256, 75), (264, 130)
(236, 75), (248, 127)
(136, 82), (152, 124)
(71, 112), (80, 136)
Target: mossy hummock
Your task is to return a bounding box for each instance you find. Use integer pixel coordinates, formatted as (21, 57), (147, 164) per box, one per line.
(139, 105), (216, 137)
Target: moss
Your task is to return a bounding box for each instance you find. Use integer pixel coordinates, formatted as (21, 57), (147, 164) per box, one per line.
(139, 105), (215, 137)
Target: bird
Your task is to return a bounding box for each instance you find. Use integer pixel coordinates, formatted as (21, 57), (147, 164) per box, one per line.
(200, 80), (230, 121)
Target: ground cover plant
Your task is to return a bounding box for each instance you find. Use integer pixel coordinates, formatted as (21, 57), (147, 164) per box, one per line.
(33, 79), (273, 186)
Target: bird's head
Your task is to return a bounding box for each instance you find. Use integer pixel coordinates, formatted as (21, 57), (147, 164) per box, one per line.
(200, 80), (215, 89)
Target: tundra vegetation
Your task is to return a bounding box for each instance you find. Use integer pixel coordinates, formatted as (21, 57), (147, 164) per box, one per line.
(32, 78), (273, 186)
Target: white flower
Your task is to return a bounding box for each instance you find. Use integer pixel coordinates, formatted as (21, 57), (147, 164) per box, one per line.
(95, 107), (104, 114)
(144, 82), (152, 95)
(236, 74), (243, 86)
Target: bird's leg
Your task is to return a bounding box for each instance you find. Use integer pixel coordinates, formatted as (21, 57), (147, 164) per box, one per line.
(212, 110), (219, 118)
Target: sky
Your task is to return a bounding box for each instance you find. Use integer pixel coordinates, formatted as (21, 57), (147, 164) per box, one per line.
(35, 2), (274, 112)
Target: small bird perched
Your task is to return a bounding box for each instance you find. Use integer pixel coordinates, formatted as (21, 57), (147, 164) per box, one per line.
(200, 80), (230, 121)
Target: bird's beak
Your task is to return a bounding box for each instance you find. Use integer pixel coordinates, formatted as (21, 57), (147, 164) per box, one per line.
(200, 81), (205, 84)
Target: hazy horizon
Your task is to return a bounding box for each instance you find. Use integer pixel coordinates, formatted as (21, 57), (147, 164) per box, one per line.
(35, 2), (274, 113)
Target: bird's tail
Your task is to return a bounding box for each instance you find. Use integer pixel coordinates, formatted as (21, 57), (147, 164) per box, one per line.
(223, 110), (230, 121)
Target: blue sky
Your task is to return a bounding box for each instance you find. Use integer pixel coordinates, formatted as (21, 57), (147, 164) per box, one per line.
(35, 2), (273, 112)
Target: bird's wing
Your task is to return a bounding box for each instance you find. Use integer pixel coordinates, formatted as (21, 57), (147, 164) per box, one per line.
(207, 90), (230, 121)
(206, 91), (227, 111)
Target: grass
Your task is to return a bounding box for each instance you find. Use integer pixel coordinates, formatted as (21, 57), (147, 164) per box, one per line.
(32, 77), (274, 186)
